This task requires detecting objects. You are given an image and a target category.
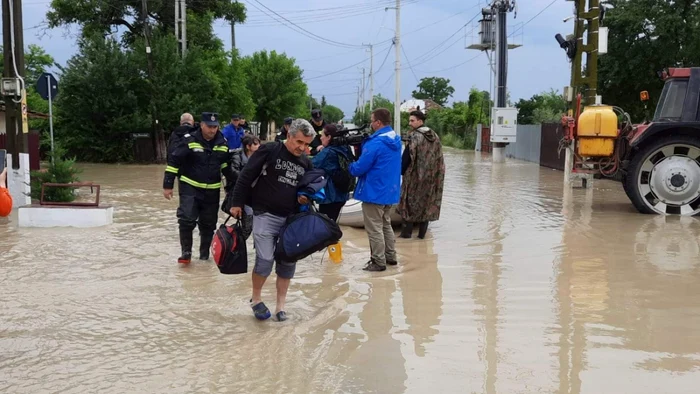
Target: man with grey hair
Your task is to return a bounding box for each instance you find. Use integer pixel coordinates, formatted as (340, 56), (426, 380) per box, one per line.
(168, 112), (195, 161)
(229, 118), (316, 322)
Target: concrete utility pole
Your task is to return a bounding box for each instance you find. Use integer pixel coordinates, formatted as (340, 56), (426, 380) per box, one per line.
(231, 0), (238, 51)
(2, 0), (27, 168)
(394, 0), (401, 134)
(175, 0), (187, 58)
(361, 67), (366, 115)
(364, 43), (374, 112)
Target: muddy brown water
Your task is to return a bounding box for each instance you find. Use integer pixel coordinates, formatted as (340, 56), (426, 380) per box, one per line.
(2, 149), (700, 393)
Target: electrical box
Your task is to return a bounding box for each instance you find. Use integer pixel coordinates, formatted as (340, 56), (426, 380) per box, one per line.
(1, 78), (21, 96)
(490, 107), (518, 143)
(563, 86), (574, 102)
(599, 26), (609, 54)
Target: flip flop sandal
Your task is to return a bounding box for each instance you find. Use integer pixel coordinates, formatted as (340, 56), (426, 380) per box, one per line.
(276, 311), (288, 322)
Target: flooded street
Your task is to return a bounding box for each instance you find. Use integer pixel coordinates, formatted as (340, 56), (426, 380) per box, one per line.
(2, 149), (700, 393)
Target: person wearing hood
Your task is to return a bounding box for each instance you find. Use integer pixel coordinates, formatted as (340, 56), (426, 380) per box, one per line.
(397, 110), (446, 239)
(311, 124), (354, 221)
(349, 108), (402, 272)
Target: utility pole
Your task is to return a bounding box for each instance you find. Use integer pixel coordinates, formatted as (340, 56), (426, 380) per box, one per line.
(572, 0), (600, 103)
(361, 67), (366, 116)
(394, 0), (401, 134)
(490, 0), (516, 163)
(175, 0), (187, 58)
(181, 0), (187, 56)
(231, 21), (236, 50)
(2, 0), (27, 169)
(142, 0), (166, 162)
(364, 43), (375, 112)
(231, 0), (238, 51)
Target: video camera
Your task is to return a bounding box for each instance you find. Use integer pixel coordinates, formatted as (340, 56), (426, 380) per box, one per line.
(330, 124), (370, 147)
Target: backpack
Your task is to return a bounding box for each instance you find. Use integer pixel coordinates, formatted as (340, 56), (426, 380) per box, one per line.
(331, 152), (356, 194)
(211, 216), (248, 275)
(274, 210), (343, 262)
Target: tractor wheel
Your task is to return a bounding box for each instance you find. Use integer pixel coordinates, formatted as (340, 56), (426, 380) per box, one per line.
(625, 134), (700, 215)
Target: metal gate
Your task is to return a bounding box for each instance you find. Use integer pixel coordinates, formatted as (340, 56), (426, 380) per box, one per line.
(539, 123), (565, 170)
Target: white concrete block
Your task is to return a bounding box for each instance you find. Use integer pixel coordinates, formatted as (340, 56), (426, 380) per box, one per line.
(18, 206), (114, 228)
(6, 153), (31, 208)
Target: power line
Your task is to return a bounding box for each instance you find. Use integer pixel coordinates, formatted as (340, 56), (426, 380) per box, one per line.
(416, 53), (481, 74)
(401, 44), (419, 83)
(509, 0), (560, 37)
(304, 44), (392, 81)
(246, 0), (368, 49)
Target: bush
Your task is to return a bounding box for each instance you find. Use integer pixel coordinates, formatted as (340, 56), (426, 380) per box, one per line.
(30, 148), (82, 203)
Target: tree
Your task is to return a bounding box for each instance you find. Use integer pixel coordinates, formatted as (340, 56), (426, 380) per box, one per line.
(412, 77), (455, 106)
(242, 50), (308, 139)
(55, 36), (148, 162)
(598, 0), (700, 121)
(322, 105), (344, 123)
(514, 89), (567, 125)
(46, 0), (247, 43)
(321, 95), (327, 108)
(353, 94), (393, 125)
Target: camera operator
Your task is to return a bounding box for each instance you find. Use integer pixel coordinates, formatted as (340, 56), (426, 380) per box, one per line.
(348, 108), (402, 272)
(311, 124), (354, 221)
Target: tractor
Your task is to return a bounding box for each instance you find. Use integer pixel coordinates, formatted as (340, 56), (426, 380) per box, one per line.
(562, 67), (700, 215)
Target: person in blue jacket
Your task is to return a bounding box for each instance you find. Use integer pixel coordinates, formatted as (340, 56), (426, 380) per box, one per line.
(311, 124), (353, 221)
(221, 114), (245, 150)
(349, 108), (402, 272)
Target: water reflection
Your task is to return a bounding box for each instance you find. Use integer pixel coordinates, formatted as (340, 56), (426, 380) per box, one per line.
(1, 153), (700, 393)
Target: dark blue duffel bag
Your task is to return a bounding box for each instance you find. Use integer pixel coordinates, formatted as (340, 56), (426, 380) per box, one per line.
(274, 211), (343, 262)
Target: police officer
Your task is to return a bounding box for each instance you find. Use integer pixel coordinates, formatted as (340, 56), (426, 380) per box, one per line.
(163, 112), (236, 264)
(309, 109), (326, 156)
(275, 117), (293, 142)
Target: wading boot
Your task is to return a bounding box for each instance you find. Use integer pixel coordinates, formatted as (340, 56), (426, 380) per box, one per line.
(199, 236), (213, 261)
(417, 222), (429, 239)
(399, 221), (413, 239)
(178, 229), (193, 264)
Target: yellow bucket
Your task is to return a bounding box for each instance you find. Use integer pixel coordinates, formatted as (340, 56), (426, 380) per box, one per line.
(328, 243), (343, 263)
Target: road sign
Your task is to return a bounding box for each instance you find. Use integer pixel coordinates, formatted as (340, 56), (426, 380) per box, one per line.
(36, 72), (58, 101)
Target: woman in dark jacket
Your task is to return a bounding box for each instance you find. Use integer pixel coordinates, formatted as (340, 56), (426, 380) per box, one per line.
(311, 124), (353, 221)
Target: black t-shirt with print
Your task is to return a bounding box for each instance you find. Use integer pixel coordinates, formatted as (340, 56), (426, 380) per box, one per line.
(231, 142), (312, 217)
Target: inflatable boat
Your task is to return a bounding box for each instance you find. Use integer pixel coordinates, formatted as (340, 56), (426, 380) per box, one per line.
(337, 198), (402, 228)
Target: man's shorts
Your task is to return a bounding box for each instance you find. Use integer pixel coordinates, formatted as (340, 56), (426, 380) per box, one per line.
(252, 213), (296, 279)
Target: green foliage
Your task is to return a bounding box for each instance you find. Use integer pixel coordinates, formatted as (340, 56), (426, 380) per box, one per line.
(55, 35), (146, 162)
(30, 146), (82, 202)
(598, 0), (700, 122)
(352, 94), (394, 125)
(420, 87), (488, 150)
(242, 50), (308, 139)
(46, 0), (247, 43)
(411, 77), (455, 106)
(514, 89), (567, 124)
(322, 105), (344, 123)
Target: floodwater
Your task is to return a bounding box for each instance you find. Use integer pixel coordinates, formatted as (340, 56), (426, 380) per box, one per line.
(2, 149), (700, 394)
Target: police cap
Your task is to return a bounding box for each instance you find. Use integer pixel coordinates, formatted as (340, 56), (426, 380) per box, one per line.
(201, 112), (220, 126)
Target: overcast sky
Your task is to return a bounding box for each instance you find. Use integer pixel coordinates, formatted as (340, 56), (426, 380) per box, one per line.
(12, 0), (576, 118)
